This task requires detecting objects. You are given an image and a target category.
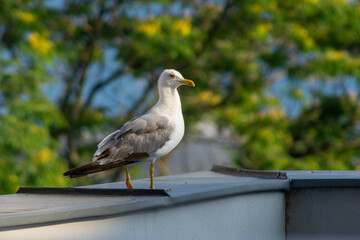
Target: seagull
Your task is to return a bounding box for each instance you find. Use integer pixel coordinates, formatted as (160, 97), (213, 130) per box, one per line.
(63, 69), (195, 189)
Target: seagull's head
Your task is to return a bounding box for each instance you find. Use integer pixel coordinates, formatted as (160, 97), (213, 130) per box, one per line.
(159, 69), (195, 88)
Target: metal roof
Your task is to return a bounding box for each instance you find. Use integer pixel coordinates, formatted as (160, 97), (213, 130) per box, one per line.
(1, 165), (360, 229)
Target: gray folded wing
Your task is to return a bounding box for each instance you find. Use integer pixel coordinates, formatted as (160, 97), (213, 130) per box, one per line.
(93, 113), (173, 164)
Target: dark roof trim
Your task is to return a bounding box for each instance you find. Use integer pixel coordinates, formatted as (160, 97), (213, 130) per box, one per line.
(211, 164), (288, 179)
(289, 178), (360, 188)
(17, 187), (170, 197)
(212, 165), (360, 188)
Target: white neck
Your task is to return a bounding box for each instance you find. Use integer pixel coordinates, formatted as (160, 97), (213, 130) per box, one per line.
(155, 86), (182, 115)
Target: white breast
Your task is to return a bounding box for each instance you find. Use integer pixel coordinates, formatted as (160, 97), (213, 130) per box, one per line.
(148, 86), (185, 160)
(150, 114), (184, 159)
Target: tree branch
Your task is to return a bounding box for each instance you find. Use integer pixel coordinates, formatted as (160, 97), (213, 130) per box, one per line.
(82, 66), (128, 111)
(62, 1), (108, 168)
(60, 61), (82, 115)
(125, 74), (157, 116)
(197, 0), (233, 55)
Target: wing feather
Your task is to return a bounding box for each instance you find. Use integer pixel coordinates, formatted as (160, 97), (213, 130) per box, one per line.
(63, 113), (174, 178)
(94, 113), (173, 163)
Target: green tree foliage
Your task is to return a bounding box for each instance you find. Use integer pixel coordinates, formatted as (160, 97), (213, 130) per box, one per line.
(1, 0), (360, 194)
(0, 2), (69, 193)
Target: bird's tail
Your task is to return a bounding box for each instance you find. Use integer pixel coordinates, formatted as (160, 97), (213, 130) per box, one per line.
(63, 161), (127, 179)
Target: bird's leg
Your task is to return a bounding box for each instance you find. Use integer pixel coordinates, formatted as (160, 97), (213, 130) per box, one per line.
(149, 162), (155, 189)
(124, 166), (134, 189)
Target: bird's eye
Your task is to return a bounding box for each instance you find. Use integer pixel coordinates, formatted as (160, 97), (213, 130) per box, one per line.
(170, 73), (175, 79)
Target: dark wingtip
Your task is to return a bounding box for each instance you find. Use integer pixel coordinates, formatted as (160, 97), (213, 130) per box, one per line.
(62, 160), (131, 179)
(63, 168), (78, 178)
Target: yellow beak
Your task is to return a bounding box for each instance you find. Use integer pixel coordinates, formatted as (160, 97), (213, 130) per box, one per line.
(178, 79), (195, 87)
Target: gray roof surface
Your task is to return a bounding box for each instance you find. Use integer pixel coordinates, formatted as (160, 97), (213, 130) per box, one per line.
(1, 167), (360, 229)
